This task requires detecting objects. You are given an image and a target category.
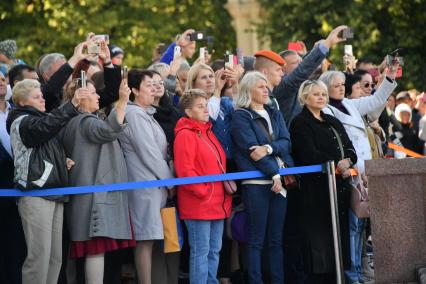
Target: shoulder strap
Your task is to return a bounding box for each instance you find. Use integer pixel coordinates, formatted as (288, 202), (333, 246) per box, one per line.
(329, 125), (345, 160)
(255, 119), (273, 142)
(197, 131), (226, 174)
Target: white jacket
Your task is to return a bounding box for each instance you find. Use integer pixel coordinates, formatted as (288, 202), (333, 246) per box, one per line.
(323, 78), (397, 173)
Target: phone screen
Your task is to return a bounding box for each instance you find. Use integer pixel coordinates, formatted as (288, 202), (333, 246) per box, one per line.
(122, 66), (128, 80)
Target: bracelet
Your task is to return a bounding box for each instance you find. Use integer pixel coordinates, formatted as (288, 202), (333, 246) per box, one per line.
(103, 60), (112, 66)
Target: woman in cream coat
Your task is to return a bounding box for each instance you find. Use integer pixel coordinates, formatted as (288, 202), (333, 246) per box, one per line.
(319, 69), (398, 284)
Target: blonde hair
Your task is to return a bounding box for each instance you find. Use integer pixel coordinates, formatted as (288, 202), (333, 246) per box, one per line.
(178, 89), (207, 116)
(12, 79), (40, 105)
(298, 80), (329, 106)
(185, 63), (214, 91)
(235, 71), (268, 108)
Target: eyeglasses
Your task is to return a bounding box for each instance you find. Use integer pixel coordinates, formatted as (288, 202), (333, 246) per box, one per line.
(363, 82), (375, 89)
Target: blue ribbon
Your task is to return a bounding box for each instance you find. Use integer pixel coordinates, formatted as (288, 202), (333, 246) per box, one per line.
(0, 165), (323, 197)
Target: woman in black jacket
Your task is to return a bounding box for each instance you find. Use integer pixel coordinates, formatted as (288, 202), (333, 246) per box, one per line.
(289, 80), (357, 284)
(6, 79), (86, 284)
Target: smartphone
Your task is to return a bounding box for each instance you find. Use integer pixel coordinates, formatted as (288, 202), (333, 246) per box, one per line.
(199, 47), (205, 62)
(342, 28), (354, 39)
(386, 55), (404, 67)
(344, 45), (353, 56)
(121, 66), (128, 80)
(173, 46), (181, 59)
(87, 41), (100, 55)
(189, 31), (206, 41)
(236, 47), (244, 66)
(225, 53), (233, 69)
(80, 70), (87, 88)
(288, 42), (304, 52)
(93, 34), (109, 44)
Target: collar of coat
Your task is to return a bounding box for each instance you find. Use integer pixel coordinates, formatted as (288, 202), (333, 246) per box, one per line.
(324, 100), (365, 129)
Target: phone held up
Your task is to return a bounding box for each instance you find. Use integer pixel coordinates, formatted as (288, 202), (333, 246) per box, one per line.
(173, 46), (181, 60)
(79, 70), (87, 89)
(189, 31), (206, 42)
(386, 48), (404, 78)
(121, 66), (128, 81)
(342, 28), (354, 40)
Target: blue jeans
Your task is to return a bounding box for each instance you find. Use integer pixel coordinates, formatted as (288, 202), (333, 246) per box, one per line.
(184, 219), (224, 284)
(345, 209), (365, 283)
(242, 184), (287, 284)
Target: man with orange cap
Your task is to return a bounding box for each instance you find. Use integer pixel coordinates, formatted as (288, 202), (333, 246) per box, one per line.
(254, 25), (348, 126)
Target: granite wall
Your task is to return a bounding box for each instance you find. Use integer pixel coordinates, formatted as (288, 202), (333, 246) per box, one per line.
(365, 158), (426, 284)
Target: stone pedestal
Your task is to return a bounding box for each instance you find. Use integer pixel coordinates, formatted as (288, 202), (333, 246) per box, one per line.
(365, 158), (426, 284)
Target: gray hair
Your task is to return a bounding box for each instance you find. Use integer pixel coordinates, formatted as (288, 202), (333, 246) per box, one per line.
(12, 79), (40, 105)
(39, 53), (66, 78)
(177, 62), (190, 75)
(298, 80), (329, 106)
(148, 62), (170, 78)
(235, 71), (268, 108)
(318, 70), (345, 91)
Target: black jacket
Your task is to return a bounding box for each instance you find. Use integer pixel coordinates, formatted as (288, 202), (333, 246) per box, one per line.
(42, 62), (121, 112)
(289, 107), (357, 273)
(6, 103), (78, 198)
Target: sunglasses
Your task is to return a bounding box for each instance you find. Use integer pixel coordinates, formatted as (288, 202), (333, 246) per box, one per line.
(363, 82), (375, 89)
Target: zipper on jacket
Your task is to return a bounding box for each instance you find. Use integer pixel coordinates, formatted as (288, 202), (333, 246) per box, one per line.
(206, 130), (229, 218)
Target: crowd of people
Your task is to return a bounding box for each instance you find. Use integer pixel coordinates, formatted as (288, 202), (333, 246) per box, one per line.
(0, 25), (424, 284)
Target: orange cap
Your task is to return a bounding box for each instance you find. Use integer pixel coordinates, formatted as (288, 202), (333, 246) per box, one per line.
(254, 50), (285, 66)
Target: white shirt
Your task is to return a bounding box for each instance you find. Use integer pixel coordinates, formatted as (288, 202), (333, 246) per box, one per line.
(0, 101), (12, 157)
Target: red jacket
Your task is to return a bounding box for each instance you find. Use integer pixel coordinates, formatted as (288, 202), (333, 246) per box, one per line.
(174, 117), (232, 220)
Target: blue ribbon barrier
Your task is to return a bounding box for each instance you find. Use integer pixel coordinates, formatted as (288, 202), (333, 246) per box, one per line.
(0, 164), (324, 197)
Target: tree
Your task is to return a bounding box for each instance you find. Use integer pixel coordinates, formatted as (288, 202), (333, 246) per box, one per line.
(258, 0), (426, 90)
(0, 0), (236, 68)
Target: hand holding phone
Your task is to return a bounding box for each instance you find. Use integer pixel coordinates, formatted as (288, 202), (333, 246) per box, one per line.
(199, 47), (206, 63)
(174, 46), (181, 60)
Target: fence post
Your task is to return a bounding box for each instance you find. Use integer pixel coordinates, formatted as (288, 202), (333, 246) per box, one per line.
(326, 161), (345, 284)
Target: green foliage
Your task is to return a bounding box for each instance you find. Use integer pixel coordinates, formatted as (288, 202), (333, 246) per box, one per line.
(258, 0), (426, 90)
(0, 0), (236, 68)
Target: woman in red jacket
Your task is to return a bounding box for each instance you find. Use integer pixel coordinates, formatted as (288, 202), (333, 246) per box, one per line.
(174, 89), (232, 284)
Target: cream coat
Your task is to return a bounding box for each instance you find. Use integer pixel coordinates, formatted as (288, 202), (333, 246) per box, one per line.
(323, 78), (397, 173)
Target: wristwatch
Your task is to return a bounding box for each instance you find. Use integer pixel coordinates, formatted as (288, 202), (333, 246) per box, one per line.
(264, 144), (273, 155)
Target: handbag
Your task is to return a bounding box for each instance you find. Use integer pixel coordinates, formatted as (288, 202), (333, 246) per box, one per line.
(160, 199), (184, 253)
(199, 133), (237, 195)
(255, 119), (298, 189)
(350, 176), (370, 218)
(330, 121), (370, 218)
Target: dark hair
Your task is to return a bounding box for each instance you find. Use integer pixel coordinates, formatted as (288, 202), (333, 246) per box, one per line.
(128, 69), (154, 101)
(8, 64), (36, 88)
(279, 50), (298, 58)
(210, 59), (225, 72)
(344, 73), (362, 97)
(356, 58), (374, 69)
(354, 69), (370, 77)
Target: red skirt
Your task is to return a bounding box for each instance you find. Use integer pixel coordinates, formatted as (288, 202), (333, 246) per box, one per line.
(71, 237), (136, 258)
(71, 219), (136, 258)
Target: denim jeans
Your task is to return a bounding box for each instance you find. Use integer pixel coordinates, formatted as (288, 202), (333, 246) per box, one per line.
(242, 184), (287, 284)
(184, 219), (224, 284)
(345, 209), (365, 283)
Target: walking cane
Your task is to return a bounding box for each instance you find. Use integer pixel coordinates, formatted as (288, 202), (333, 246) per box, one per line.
(326, 161), (345, 284)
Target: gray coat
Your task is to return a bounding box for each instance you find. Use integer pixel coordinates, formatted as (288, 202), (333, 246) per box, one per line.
(60, 112), (132, 241)
(118, 103), (173, 240)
